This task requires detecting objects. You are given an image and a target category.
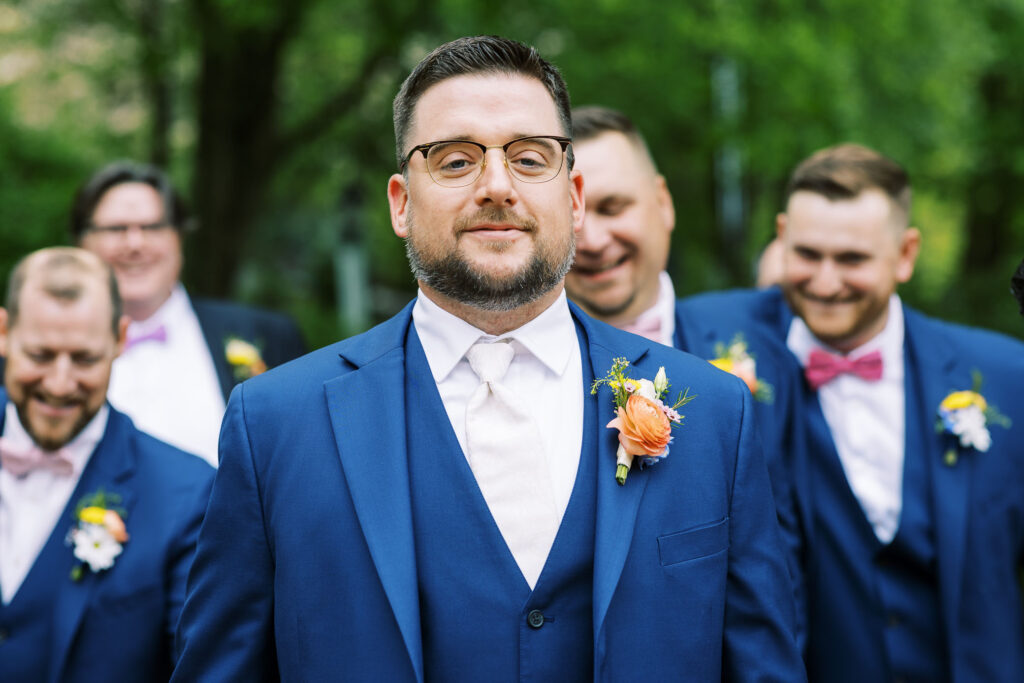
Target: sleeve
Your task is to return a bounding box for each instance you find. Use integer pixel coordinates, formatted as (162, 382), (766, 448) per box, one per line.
(722, 386), (807, 682)
(172, 387), (279, 681)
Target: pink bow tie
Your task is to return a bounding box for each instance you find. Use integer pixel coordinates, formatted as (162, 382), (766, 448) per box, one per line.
(124, 324), (168, 351)
(804, 349), (884, 389)
(621, 311), (663, 343)
(0, 437), (75, 478)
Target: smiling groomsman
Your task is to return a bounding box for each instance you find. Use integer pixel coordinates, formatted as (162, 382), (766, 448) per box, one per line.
(0, 247), (213, 682)
(679, 143), (1024, 682)
(173, 36), (804, 681)
(70, 162), (306, 464)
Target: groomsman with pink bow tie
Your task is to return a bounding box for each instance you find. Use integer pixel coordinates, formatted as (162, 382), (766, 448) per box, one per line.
(0, 247), (213, 682)
(678, 143), (1024, 682)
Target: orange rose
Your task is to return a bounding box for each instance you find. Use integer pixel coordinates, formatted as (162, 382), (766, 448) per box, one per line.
(607, 394), (671, 457)
(103, 510), (129, 543)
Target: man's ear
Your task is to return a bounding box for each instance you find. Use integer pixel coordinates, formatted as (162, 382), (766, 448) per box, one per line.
(775, 212), (788, 239)
(388, 174), (411, 238)
(896, 227), (922, 283)
(655, 175), (675, 234)
(0, 308), (8, 358)
(114, 314), (130, 356)
(569, 168), (585, 237)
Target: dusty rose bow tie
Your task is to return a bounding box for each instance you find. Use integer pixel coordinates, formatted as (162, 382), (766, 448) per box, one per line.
(804, 348), (884, 389)
(621, 311), (663, 343)
(124, 324), (168, 351)
(0, 437), (74, 478)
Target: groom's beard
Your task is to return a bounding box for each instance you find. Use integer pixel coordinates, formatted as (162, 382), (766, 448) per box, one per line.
(404, 207), (576, 312)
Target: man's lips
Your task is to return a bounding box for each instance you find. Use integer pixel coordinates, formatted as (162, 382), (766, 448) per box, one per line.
(571, 254), (629, 277)
(31, 395), (82, 417)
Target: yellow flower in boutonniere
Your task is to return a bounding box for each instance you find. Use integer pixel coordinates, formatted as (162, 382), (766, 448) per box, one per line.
(225, 337), (268, 380)
(936, 372), (1010, 463)
(67, 491), (128, 581)
(593, 359), (694, 485)
(709, 335), (773, 403)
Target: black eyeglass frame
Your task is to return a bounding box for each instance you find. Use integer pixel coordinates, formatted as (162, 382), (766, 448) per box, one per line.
(399, 135), (573, 185)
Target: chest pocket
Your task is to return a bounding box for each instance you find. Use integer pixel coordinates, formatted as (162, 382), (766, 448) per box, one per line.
(658, 517), (729, 566)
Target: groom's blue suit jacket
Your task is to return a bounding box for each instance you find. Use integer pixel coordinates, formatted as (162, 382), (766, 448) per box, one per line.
(173, 301), (805, 682)
(677, 286), (1024, 682)
(0, 398), (214, 683)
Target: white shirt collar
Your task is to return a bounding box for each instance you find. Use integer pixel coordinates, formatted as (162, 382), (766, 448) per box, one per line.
(125, 283), (188, 337)
(412, 289), (577, 382)
(787, 293), (904, 380)
(655, 272), (677, 346)
(3, 401), (110, 477)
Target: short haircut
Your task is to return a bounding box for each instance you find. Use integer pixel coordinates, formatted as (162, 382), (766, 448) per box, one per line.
(69, 160), (191, 240)
(571, 105), (658, 171)
(6, 247), (122, 336)
(393, 35), (574, 170)
(785, 143), (911, 225)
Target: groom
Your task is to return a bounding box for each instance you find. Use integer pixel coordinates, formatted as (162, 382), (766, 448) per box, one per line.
(173, 35), (803, 681)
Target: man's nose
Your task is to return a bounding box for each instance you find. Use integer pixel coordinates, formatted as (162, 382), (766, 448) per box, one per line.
(575, 214), (613, 254)
(807, 259), (843, 297)
(42, 355), (76, 396)
(474, 150), (517, 206)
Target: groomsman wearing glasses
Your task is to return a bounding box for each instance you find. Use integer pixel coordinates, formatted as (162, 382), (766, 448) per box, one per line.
(173, 36), (804, 681)
(681, 143), (1024, 682)
(70, 162), (306, 464)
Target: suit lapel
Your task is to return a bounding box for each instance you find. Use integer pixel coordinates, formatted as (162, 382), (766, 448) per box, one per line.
(324, 306), (423, 683)
(573, 310), (652, 643)
(903, 308), (970, 650)
(192, 299), (235, 400)
(51, 409), (137, 683)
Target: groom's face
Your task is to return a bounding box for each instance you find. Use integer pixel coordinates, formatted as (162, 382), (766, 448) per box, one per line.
(387, 73), (584, 311)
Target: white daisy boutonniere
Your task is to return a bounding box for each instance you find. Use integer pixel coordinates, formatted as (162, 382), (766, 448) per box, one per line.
(67, 491), (129, 581)
(937, 372), (1011, 465)
(708, 335), (774, 404)
(592, 358), (694, 485)
(225, 337), (268, 380)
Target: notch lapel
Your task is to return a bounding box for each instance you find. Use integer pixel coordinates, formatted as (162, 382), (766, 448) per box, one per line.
(51, 410), (137, 683)
(577, 312), (652, 645)
(904, 309), (970, 652)
(324, 308), (423, 683)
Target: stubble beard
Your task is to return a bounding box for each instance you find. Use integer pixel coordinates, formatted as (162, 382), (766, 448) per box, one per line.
(405, 207), (575, 312)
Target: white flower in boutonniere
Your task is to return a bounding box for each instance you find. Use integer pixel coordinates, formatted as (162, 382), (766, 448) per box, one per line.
(67, 491), (129, 581)
(936, 372), (1010, 465)
(592, 359), (694, 485)
(708, 334), (773, 404)
(225, 337), (268, 380)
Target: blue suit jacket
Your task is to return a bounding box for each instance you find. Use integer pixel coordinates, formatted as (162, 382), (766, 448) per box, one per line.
(678, 287), (1024, 681)
(173, 300), (805, 682)
(191, 297), (307, 401)
(0, 397), (214, 683)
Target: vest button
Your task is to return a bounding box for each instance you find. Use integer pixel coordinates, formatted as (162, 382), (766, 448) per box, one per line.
(527, 609), (545, 629)
(0, 628), (8, 643)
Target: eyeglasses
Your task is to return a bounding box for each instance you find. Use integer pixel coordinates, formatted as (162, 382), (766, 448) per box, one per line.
(400, 135), (572, 187)
(85, 222), (174, 237)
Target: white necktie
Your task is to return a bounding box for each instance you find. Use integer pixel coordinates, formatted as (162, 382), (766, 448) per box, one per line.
(465, 341), (560, 589)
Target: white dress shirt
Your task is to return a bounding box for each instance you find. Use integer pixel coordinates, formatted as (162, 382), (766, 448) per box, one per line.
(107, 285), (225, 465)
(413, 289), (584, 523)
(787, 294), (906, 543)
(0, 403), (108, 604)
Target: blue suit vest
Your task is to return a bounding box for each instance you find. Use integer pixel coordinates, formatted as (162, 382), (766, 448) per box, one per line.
(804, 366), (947, 682)
(404, 325), (597, 682)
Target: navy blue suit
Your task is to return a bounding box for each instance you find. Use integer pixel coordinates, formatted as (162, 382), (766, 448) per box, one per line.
(191, 297), (307, 400)
(173, 300), (804, 681)
(679, 287), (1024, 682)
(0, 399), (214, 683)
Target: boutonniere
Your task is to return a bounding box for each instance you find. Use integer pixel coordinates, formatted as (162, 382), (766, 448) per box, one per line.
(936, 372), (1011, 465)
(67, 490), (129, 581)
(708, 335), (773, 403)
(592, 358), (694, 485)
(225, 337), (268, 380)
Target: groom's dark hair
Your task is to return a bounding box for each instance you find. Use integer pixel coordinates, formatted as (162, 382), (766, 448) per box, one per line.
(392, 35), (573, 171)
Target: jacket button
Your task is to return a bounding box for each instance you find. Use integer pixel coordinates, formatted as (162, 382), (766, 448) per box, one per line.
(527, 609), (545, 629)
(0, 628), (9, 643)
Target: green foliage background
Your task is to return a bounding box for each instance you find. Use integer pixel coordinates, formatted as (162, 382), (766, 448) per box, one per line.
(1, 0), (1023, 347)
